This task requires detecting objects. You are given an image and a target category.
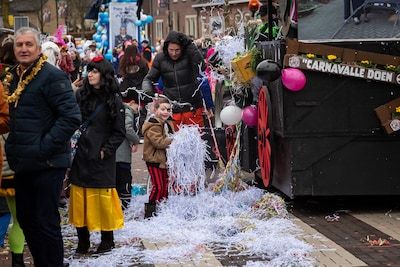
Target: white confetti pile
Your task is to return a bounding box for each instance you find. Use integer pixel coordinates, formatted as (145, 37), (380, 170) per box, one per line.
(63, 188), (315, 266)
(166, 125), (209, 195)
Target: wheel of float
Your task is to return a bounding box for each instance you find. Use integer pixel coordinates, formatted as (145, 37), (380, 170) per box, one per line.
(257, 86), (272, 188)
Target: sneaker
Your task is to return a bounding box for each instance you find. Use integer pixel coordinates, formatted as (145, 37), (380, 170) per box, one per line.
(139, 139), (144, 144)
(353, 17), (360, 25)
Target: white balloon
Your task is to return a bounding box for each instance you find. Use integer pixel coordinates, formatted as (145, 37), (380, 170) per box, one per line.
(101, 34), (108, 41)
(220, 105), (243, 126)
(141, 14), (148, 21)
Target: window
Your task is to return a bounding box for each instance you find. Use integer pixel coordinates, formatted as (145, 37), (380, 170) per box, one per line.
(185, 15), (197, 39)
(14, 16), (29, 32)
(155, 20), (164, 41)
(172, 11), (179, 31)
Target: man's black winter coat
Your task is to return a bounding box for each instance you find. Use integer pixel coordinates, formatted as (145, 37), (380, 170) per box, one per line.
(6, 61), (82, 173)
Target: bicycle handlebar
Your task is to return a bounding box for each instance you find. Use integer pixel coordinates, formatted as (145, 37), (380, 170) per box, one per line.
(121, 87), (193, 110)
(154, 93), (193, 109)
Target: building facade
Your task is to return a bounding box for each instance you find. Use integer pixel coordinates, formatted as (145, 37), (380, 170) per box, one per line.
(145, 0), (251, 44)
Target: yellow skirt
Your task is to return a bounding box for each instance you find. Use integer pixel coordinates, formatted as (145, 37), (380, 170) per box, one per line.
(69, 185), (124, 231)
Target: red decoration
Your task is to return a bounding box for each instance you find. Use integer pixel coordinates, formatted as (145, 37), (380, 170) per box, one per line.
(257, 86), (271, 187)
(248, 0), (260, 12)
(225, 125), (236, 160)
(92, 55), (104, 63)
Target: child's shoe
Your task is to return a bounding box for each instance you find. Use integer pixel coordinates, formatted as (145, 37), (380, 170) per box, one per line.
(144, 203), (156, 218)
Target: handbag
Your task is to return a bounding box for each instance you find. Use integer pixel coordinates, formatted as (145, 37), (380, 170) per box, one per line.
(70, 103), (105, 163)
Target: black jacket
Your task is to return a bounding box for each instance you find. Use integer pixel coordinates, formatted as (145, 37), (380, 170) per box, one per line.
(69, 90), (125, 188)
(119, 61), (149, 102)
(142, 31), (205, 112)
(5, 61), (81, 173)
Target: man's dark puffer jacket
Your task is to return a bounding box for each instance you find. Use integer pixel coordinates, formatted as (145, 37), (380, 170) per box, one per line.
(5, 61), (81, 173)
(142, 31), (205, 112)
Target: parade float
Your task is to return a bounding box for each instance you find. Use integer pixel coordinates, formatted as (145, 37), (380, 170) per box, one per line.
(198, 0), (400, 198)
(253, 0), (400, 198)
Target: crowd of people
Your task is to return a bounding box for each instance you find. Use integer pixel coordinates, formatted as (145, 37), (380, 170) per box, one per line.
(0, 21), (220, 266)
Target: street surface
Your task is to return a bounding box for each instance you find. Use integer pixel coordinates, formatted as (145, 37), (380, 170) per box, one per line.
(0, 144), (400, 266)
(299, 0), (400, 40)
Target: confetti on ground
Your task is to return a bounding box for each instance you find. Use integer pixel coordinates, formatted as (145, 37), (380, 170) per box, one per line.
(62, 188), (315, 266)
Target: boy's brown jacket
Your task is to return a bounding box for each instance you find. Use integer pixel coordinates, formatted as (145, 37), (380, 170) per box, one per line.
(142, 116), (174, 169)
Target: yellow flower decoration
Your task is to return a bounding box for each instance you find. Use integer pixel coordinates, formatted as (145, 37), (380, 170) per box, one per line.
(361, 60), (370, 65)
(396, 106), (400, 113)
(327, 55), (337, 61)
(306, 53), (315, 59)
(385, 64), (396, 71)
(2, 55), (47, 107)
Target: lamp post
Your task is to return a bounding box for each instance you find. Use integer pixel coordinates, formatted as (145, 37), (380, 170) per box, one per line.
(55, 0), (59, 27)
(167, 0), (172, 31)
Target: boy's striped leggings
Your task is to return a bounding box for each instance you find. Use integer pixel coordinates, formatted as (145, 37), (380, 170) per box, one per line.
(146, 163), (169, 203)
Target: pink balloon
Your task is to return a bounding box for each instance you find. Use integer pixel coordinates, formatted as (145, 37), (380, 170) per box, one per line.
(281, 68), (306, 91)
(242, 105), (258, 127)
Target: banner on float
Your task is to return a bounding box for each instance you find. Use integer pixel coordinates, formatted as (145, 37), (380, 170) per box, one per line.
(284, 54), (400, 85)
(109, 3), (138, 49)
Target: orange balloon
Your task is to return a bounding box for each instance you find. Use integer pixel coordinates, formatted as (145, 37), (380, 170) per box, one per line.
(248, 0), (260, 12)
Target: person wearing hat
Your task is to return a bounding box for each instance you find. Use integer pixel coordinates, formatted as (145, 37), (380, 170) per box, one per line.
(257, 4), (280, 41)
(115, 25), (133, 48)
(141, 40), (152, 65)
(85, 41), (101, 63)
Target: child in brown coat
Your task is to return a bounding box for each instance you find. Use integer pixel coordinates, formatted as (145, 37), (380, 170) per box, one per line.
(142, 97), (174, 217)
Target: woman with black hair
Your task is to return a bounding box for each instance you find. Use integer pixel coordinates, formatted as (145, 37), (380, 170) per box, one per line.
(68, 56), (126, 254)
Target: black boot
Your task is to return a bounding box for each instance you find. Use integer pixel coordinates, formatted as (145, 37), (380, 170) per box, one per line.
(11, 252), (25, 267)
(76, 227), (90, 254)
(96, 231), (115, 253)
(144, 203), (156, 218)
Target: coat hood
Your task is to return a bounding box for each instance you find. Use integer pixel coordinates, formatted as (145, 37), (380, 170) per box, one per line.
(162, 31), (192, 60)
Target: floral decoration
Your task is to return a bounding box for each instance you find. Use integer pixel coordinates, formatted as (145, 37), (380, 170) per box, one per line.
(306, 53), (315, 59)
(358, 60), (376, 68)
(391, 106), (400, 120)
(92, 55), (104, 63)
(327, 54), (337, 61)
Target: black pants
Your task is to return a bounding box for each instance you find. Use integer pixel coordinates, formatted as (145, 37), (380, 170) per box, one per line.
(352, 0), (369, 18)
(344, 0), (351, 19)
(116, 162), (132, 210)
(15, 168), (66, 267)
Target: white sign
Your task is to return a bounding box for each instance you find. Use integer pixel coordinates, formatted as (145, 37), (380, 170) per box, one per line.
(285, 55), (400, 85)
(109, 3), (138, 49)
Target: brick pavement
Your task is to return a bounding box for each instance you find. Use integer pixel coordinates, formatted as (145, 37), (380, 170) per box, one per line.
(1, 147), (400, 266)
